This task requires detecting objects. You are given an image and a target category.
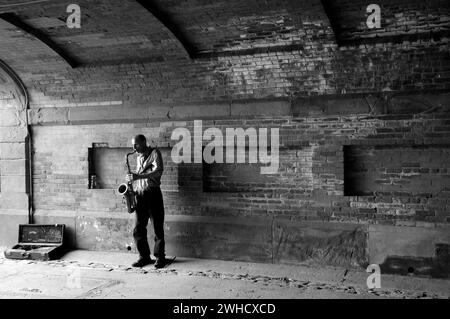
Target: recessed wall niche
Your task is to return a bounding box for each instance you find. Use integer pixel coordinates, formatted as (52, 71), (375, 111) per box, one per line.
(87, 145), (177, 191)
(202, 145), (283, 193)
(88, 146), (137, 189)
(344, 145), (450, 197)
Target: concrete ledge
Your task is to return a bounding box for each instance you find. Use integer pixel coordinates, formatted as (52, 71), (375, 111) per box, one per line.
(169, 104), (230, 119)
(231, 100), (291, 117)
(27, 99), (291, 126)
(292, 93), (450, 117)
(68, 106), (154, 124)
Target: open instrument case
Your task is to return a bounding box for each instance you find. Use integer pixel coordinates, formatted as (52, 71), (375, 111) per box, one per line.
(4, 224), (66, 261)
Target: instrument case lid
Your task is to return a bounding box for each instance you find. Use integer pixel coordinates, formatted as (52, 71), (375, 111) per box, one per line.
(17, 224), (65, 245)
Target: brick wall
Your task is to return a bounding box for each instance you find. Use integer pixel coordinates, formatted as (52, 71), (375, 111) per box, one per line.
(0, 0), (448, 106)
(31, 108), (450, 225)
(25, 102), (450, 273)
(1, 0), (449, 270)
(14, 37), (446, 107)
(344, 145), (450, 197)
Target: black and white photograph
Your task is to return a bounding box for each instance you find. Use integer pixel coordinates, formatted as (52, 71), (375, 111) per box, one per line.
(0, 0), (449, 312)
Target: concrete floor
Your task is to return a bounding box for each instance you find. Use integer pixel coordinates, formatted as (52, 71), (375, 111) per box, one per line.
(0, 249), (448, 299)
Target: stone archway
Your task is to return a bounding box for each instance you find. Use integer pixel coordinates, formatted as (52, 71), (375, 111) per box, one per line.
(0, 60), (30, 247)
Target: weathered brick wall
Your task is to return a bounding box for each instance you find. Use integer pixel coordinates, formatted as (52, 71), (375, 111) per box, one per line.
(344, 145), (450, 197)
(0, 0), (447, 107)
(16, 38), (447, 107)
(24, 98), (450, 272)
(1, 0), (449, 269)
(32, 108), (450, 225)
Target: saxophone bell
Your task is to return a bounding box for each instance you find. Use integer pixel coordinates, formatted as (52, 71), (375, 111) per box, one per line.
(117, 182), (136, 214)
(117, 149), (137, 214)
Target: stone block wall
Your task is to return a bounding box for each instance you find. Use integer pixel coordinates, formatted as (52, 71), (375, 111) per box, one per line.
(0, 63), (30, 248)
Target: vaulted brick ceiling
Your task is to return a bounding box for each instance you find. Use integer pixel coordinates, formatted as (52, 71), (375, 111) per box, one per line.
(0, 0), (448, 68)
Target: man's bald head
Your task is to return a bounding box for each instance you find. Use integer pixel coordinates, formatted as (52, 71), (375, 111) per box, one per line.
(132, 134), (148, 154)
(134, 134), (146, 144)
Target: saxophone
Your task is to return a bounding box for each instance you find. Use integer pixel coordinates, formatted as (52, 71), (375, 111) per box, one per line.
(117, 150), (137, 214)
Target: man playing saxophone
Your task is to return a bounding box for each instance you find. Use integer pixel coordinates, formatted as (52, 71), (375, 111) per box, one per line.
(125, 134), (166, 268)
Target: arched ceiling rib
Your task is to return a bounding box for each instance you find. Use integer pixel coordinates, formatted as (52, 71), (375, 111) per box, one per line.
(0, 12), (78, 67)
(0, 0), (447, 67)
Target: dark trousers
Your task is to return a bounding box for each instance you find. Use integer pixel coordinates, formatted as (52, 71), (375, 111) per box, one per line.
(133, 187), (165, 259)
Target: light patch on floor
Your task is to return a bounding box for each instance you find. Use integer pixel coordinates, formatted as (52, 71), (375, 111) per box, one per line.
(0, 260), (121, 298)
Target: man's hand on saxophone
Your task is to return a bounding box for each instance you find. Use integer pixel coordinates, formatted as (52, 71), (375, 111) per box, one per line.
(125, 173), (139, 182)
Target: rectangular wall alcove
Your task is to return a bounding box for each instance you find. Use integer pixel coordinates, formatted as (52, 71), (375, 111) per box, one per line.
(88, 146), (177, 191)
(88, 147), (137, 189)
(344, 145), (450, 197)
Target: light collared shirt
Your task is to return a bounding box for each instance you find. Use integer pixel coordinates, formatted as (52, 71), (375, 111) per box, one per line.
(133, 148), (163, 194)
